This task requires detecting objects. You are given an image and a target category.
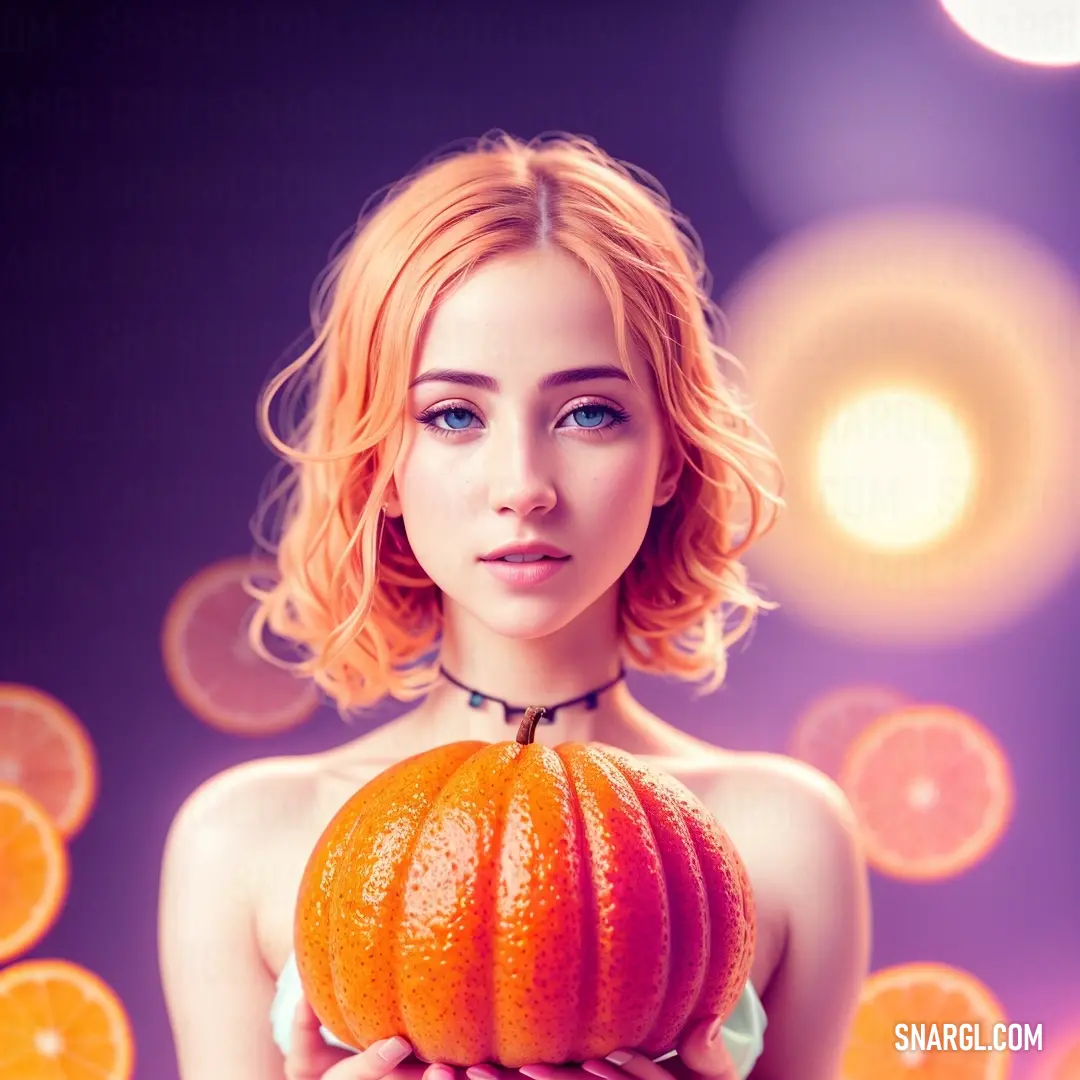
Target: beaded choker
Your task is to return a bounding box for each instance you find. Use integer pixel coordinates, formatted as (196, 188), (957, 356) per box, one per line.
(437, 665), (627, 724)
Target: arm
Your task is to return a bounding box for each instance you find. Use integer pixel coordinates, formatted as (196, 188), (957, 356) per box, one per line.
(158, 766), (289, 1080)
(749, 775), (871, 1080)
(160, 764), (425, 1080)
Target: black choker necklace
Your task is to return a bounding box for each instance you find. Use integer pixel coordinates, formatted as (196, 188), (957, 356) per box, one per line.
(437, 665), (626, 724)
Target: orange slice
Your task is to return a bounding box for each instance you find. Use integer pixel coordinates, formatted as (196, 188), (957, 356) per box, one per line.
(842, 962), (1010, 1079)
(788, 683), (908, 779)
(0, 684), (98, 839)
(0, 784), (69, 964)
(161, 555), (320, 736)
(839, 703), (1013, 881)
(1049, 1033), (1080, 1079)
(0, 958), (135, 1079)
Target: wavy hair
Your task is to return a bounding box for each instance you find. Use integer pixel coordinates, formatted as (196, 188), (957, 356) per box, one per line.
(247, 130), (784, 716)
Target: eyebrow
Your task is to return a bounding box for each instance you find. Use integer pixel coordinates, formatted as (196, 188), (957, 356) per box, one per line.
(408, 364), (631, 392)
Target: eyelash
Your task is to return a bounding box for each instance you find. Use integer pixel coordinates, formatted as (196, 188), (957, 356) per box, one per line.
(414, 399), (632, 439)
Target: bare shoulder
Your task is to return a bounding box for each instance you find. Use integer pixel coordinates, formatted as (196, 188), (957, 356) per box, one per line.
(699, 748), (864, 891)
(165, 753), (323, 850)
(164, 745), (402, 979)
(160, 755), (324, 932)
(698, 759), (870, 1078)
(157, 755), (333, 1079)
(671, 748), (867, 998)
(709, 749), (858, 831)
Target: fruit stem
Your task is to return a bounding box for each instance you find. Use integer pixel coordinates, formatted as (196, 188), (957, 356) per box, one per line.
(516, 706), (547, 745)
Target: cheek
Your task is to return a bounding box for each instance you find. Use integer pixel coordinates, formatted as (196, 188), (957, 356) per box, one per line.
(394, 444), (480, 556)
(401, 470), (449, 508)
(576, 444), (662, 519)
(396, 442), (466, 506)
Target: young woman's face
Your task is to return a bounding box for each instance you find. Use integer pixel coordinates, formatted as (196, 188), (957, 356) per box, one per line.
(389, 245), (679, 640)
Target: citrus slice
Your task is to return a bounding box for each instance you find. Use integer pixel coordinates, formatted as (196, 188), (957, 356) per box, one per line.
(0, 784), (69, 963)
(788, 683), (908, 779)
(838, 703), (1014, 881)
(0, 683), (98, 839)
(842, 962), (1010, 1079)
(161, 555), (320, 736)
(0, 958), (135, 1079)
(1050, 1033), (1080, 1079)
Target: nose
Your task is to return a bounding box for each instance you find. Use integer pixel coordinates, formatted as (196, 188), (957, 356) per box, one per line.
(486, 420), (557, 517)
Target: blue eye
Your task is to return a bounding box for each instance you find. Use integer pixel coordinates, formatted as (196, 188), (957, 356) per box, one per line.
(442, 408), (475, 430)
(414, 400), (630, 438)
(570, 405), (606, 428)
(413, 405), (481, 436)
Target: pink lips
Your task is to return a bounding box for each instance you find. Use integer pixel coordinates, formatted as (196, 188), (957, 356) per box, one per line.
(481, 555), (570, 587)
(480, 540), (570, 561)
(478, 540), (571, 587)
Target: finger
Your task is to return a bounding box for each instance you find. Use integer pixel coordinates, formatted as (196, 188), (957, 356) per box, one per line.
(676, 1016), (737, 1078)
(286, 998), (355, 1079)
(423, 1064), (459, 1080)
(579, 1025), (737, 1080)
(323, 1036), (415, 1080)
(517, 1066), (561, 1080)
(466, 1064), (515, 1080)
(581, 1051), (679, 1080)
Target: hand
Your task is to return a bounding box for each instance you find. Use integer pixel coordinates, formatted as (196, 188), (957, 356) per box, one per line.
(579, 1017), (740, 1080)
(461, 1016), (738, 1080)
(284, 997), (419, 1080)
(285, 997), (479, 1080)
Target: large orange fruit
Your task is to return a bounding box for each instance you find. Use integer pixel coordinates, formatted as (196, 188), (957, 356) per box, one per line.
(294, 708), (755, 1069)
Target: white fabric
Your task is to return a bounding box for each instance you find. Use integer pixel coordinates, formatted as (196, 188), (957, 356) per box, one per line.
(271, 951), (766, 1078)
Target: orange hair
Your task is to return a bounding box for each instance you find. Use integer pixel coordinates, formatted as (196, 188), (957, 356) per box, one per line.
(247, 130), (783, 716)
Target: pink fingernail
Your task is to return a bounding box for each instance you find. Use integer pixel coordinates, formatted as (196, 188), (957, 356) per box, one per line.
(581, 1062), (621, 1080)
(378, 1036), (411, 1061)
(518, 1066), (558, 1080)
(468, 1068), (500, 1080)
(429, 1067), (455, 1080)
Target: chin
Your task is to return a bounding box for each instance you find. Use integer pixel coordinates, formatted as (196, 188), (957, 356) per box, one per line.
(473, 606), (582, 641)
(451, 588), (596, 641)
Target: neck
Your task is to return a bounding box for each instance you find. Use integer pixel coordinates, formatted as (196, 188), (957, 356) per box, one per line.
(419, 585), (641, 746)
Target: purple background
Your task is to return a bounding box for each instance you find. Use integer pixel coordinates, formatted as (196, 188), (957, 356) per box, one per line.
(3, 2), (1078, 1077)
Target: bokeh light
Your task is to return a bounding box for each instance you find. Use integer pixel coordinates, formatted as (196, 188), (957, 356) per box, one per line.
(940, 0), (1080, 68)
(726, 206), (1080, 645)
(815, 387), (977, 552)
(788, 683), (908, 780)
(720, 0), (1080, 243)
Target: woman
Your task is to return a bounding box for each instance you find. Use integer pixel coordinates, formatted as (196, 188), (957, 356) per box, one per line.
(159, 131), (870, 1080)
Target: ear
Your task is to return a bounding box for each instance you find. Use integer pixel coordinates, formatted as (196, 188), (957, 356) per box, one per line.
(653, 442), (683, 507)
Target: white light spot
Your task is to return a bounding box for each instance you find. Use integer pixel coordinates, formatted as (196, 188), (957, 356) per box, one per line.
(816, 388), (976, 552)
(34, 1028), (65, 1058)
(908, 777), (940, 810)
